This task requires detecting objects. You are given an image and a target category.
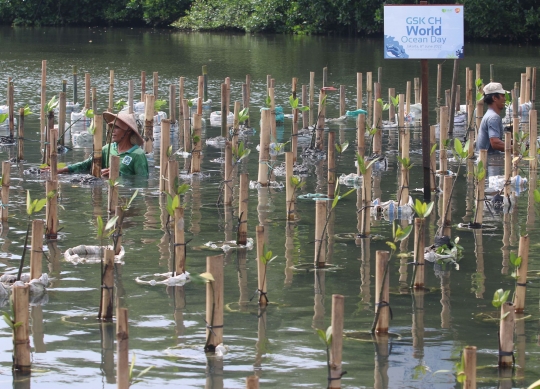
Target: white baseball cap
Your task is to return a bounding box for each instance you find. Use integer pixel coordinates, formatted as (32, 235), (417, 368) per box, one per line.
(483, 82), (507, 96)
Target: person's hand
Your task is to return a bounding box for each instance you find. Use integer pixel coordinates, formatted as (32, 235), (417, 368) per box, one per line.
(40, 166), (69, 174)
(101, 168), (110, 178)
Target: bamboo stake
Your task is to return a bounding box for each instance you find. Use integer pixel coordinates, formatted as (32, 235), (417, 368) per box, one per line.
(182, 99), (190, 152)
(316, 89), (326, 150)
(246, 376), (259, 389)
(327, 131), (336, 198)
(84, 72), (90, 110)
(128, 80), (134, 114)
(221, 83), (227, 138)
(224, 142), (233, 206)
(375, 250), (390, 333)
(448, 60), (459, 134)
(442, 175), (453, 237)
(322, 67), (328, 88)
(357, 72), (363, 109)
(49, 126), (58, 180)
(413, 218), (425, 288)
(445, 89), (451, 107)
(45, 110), (53, 166)
(339, 85), (346, 117)
(225, 77), (231, 116)
(398, 93), (405, 153)
(233, 101), (240, 147)
(40, 61), (47, 144)
(388, 88), (395, 122)
(153, 72), (159, 99)
(29, 219), (44, 280)
(205, 255), (224, 351)
(12, 283), (31, 372)
(178, 77), (185, 135)
(372, 82), (382, 154)
(72, 66), (78, 104)
(436, 64), (442, 103)
(504, 133), (511, 197)
(258, 109), (271, 186)
(361, 165), (372, 236)
(475, 149), (487, 226)
(329, 294), (344, 388)
(92, 87), (97, 114)
(309, 72), (315, 126)
(498, 302), (515, 367)
(174, 207), (186, 275)
(98, 249), (115, 320)
(514, 235), (529, 313)
(140, 71), (146, 101)
(456, 84), (461, 112)
(1, 161), (9, 222)
(414, 77), (420, 104)
(92, 114), (103, 177)
(314, 200), (327, 268)
(406, 80), (411, 116)
(18, 108), (24, 161)
(167, 159), (179, 195)
(191, 114), (202, 174)
(116, 307), (129, 389)
(169, 84), (176, 123)
(238, 174), (249, 245)
(160, 119), (171, 191)
(302, 85), (308, 129)
(292, 107), (298, 163)
(256, 225), (267, 306)
(532, 67), (537, 109)
(108, 155), (120, 214)
(114, 206), (124, 256)
(108, 70), (114, 112)
(58, 91), (66, 146)
(530, 110), (537, 171)
(520, 73), (526, 103)
(45, 180), (58, 240)
(144, 94), (155, 153)
(463, 348), (477, 389)
(357, 114), (365, 161)
(202, 65), (208, 102)
(285, 152), (295, 220)
(8, 81), (14, 138)
(512, 89), (519, 156)
(430, 125), (436, 191)
(269, 87), (276, 140)
(439, 106), (448, 173)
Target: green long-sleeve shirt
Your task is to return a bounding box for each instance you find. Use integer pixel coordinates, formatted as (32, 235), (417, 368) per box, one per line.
(67, 143), (149, 177)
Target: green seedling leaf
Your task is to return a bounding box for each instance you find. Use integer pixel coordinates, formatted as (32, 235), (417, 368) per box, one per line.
(2, 311), (14, 329)
(85, 109), (94, 119)
(23, 105), (32, 116)
(476, 92), (484, 102)
(289, 95), (298, 109)
(187, 99), (193, 108)
(395, 225), (412, 241)
(177, 184), (190, 196)
(475, 78), (483, 89)
(114, 99), (126, 112)
(167, 145), (173, 158)
(492, 288), (510, 308)
(96, 215), (104, 238)
(454, 138), (463, 157)
(430, 143), (438, 156)
(390, 95), (400, 107)
(199, 272), (215, 282)
(386, 241), (397, 251)
(46, 190), (57, 200)
(154, 99), (167, 111)
(165, 193), (174, 217)
(0, 113), (8, 124)
(238, 107), (249, 123)
(265, 95), (272, 108)
(534, 189), (540, 203)
(316, 328), (327, 345)
(299, 106), (310, 112)
(26, 190), (32, 215)
(172, 194), (180, 211)
(509, 252), (522, 268)
(44, 96), (58, 112)
(192, 135), (201, 144)
(325, 326), (332, 344)
(105, 216), (119, 232)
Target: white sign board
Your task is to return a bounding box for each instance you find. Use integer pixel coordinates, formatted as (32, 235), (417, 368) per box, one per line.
(384, 5), (464, 59)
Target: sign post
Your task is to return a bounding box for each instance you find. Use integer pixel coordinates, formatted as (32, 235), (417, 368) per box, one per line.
(384, 4), (464, 200)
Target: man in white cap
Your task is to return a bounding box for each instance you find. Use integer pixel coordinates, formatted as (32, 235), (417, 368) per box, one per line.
(476, 82), (507, 153)
(58, 111), (149, 177)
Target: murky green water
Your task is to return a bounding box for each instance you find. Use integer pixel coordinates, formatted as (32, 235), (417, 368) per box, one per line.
(0, 26), (539, 388)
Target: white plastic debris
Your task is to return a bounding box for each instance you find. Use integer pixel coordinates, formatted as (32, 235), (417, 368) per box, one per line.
(135, 271), (191, 286)
(215, 343), (228, 358)
(64, 245), (125, 264)
(488, 175), (527, 191)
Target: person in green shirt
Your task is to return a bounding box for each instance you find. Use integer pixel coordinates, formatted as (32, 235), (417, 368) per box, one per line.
(58, 111), (149, 177)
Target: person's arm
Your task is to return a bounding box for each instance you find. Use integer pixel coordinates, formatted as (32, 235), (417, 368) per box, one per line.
(66, 156), (93, 173)
(489, 137), (505, 152)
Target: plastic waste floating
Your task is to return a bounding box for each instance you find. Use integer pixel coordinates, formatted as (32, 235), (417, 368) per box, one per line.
(135, 271), (191, 286)
(64, 245), (126, 264)
(371, 196), (414, 221)
(210, 111), (234, 126)
(345, 108), (367, 118)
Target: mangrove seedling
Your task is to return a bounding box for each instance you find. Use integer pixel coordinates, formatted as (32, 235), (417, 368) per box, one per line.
(190, 272), (218, 352)
(396, 156), (414, 204)
(288, 95), (310, 112)
(475, 78), (484, 103)
(376, 98), (390, 112)
(114, 98), (127, 112)
(232, 141), (251, 165)
(17, 191), (47, 281)
(154, 99), (167, 112)
(265, 95), (272, 109)
(253, 245), (277, 305)
(316, 325), (334, 389)
(492, 288), (510, 312)
(409, 199), (434, 288)
(472, 160), (486, 226)
(129, 353), (154, 386)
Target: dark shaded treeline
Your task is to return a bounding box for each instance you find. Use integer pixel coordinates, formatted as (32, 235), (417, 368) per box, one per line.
(1, 0), (539, 41)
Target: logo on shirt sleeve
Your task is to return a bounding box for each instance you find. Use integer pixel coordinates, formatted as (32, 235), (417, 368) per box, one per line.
(122, 156), (132, 166)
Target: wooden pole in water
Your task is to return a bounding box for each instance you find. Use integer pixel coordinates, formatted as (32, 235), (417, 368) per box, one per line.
(463, 346), (477, 389)
(456, 84), (461, 112)
(372, 82), (382, 154)
(225, 77), (231, 116)
(167, 159), (178, 195)
(322, 67), (328, 88)
(357, 114), (366, 160)
(437, 64), (442, 104)
(475, 149), (487, 226)
(29, 219), (44, 280)
(405, 80), (411, 116)
(388, 88), (395, 122)
(514, 234), (529, 313)
(429, 125), (436, 191)
(205, 255), (224, 351)
(72, 66), (78, 104)
(40, 61), (47, 144)
(108, 70), (114, 112)
(445, 89), (450, 107)
(357, 72), (363, 109)
(49, 126), (58, 180)
(498, 302), (515, 368)
(18, 108), (24, 161)
(178, 77), (185, 134)
(84, 72), (90, 110)
(448, 59), (459, 134)
(116, 307), (129, 389)
(45, 180), (58, 240)
(98, 249), (115, 320)
(202, 65), (209, 102)
(504, 133), (511, 197)
(413, 218), (425, 288)
(224, 142), (233, 206)
(92, 114), (103, 177)
(45, 111), (54, 166)
(285, 152), (295, 220)
(256, 225), (267, 306)
(439, 106), (448, 173)
(191, 114), (202, 174)
(169, 84), (176, 124)
(329, 294), (344, 388)
(0, 162), (9, 222)
(233, 101), (240, 147)
(58, 91), (66, 146)
(269, 87), (276, 140)
(108, 155), (120, 214)
(221, 83), (227, 138)
(361, 165), (372, 236)
(160, 119), (171, 191)
(339, 85), (346, 117)
(197, 76), (204, 116)
(258, 109), (271, 186)
(520, 73), (526, 103)
(140, 71), (146, 101)
(144, 94), (155, 153)
(442, 175), (453, 237)
(301, 85), (308, 129)
(314, 200), (327, 268)
(375, 250), (390, 333)
(128, 80), (134, 114)
(8, 81), (14, 138)
(309, 72), (315, 126)
(246, 376), (259, 389)
(327, 131), (336, 198)
(174, 207), (186, 275)
(421, 59), (431, 201)
(532, 67), (537, 109)
(292, 107), (299, 163)
(238, 173), (249, 245)
(114, 206), (124, 256)
(153, 72), (159, 99)
(512, 89), (519, 156)
(530, 110), (537, 171)
(92, 87), (97, 115)
(12, 283), (31, 373)
(182, 99), (190, 152)
(398, 93), (405, 154)
(414, 77), (420, 104)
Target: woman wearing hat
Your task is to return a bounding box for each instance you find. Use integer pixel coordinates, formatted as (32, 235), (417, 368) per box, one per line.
(58, 111), (149, 177)
(476, 82), (507, 154)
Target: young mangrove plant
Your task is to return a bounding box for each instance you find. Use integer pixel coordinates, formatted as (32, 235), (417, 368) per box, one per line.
(316, 325), (334, 389)
(409, 199), (434, 289)
(492, 288), (510, 314)
(190, 271), (218, 352)
(252, 244), (277, 305)
(471, 159), (486, 227)
(288, 175), (306, 216)
(128, 353), (154, 386)
(396, 156), (414, 204)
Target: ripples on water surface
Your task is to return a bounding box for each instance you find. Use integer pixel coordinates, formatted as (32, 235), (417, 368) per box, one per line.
(0, 27), (539, 388)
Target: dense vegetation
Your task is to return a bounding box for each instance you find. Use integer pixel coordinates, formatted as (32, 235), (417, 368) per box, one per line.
(0, 0), (539, 41)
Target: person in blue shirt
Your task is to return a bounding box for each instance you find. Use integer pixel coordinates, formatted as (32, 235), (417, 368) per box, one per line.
(58, 111), (149, 177)
(476, 82), (507, 154)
